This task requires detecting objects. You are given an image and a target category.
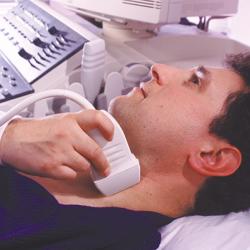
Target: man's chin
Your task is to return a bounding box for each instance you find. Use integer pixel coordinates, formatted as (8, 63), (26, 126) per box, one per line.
(108, 95), (126, 115)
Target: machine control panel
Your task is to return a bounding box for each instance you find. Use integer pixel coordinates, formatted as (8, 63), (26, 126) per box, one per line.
(0, 53), (34, 102)
(0, 0), (87, 102)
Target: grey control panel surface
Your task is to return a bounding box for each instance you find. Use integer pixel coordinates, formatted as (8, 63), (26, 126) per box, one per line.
(0, 0), (87, 102)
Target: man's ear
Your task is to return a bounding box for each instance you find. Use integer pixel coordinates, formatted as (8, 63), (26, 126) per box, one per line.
(188, 142), (242, 177)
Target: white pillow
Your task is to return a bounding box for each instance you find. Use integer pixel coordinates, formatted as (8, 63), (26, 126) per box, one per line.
(157, 210), (250, 250)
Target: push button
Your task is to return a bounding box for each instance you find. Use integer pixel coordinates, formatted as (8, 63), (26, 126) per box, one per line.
(1, 88), (10, 96)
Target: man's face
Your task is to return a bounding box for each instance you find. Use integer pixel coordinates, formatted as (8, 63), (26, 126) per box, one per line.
(109, 64), (245, 173)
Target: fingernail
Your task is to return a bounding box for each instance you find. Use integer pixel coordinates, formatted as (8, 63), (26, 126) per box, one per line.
(104, 168), (110, 176)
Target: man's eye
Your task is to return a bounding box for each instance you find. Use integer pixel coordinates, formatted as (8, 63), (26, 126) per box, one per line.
(189, 74), (201, 85)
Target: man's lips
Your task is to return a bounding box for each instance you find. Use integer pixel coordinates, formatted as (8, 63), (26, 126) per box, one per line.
(140, 83), (148, 98)
(140, 87), (147, 98)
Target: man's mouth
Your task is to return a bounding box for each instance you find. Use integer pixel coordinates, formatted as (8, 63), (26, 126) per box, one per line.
(140, 83), (147, 98)
(141, 87), (147, 98)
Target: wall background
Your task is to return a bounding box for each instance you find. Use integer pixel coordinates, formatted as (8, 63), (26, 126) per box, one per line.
(210, 0), (250, 46)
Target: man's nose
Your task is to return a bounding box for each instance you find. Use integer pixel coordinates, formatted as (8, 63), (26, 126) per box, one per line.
(151, 64), (175, 86)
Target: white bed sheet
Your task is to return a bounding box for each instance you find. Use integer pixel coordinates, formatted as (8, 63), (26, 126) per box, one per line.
(158, 210), (250, 250)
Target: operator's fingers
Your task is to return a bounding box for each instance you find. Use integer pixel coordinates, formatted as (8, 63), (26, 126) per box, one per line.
(50, 165), (77, 180)
(63, 149), (91, 172)
(72, 127), (110, 176)
(74, 110), (114, 141)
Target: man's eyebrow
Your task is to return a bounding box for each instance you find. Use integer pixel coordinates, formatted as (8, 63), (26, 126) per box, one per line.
(196, 65), (211, 80)
(194, 65), (212, 91)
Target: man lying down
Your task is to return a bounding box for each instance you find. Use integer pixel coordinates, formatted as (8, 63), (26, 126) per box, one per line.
(0, 53), (250, 249)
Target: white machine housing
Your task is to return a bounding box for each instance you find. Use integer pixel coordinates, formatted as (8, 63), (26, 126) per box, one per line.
(0, 0), (106, 112)
(55, 0), (239, 25)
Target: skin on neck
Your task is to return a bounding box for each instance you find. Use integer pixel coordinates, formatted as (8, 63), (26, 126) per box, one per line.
(22, 157), (206, 218)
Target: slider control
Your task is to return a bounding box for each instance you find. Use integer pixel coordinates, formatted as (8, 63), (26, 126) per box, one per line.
(18, 48), (32, 60)
(48, 26), (59, 35)
(18, 48), (40, 69)
(33, 38), (49, 49)
(48, 26), (67, 36)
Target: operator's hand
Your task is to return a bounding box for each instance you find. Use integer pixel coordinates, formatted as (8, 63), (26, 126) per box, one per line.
(0, 110), (114, 179)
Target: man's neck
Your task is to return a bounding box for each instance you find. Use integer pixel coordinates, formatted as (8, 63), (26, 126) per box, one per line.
(23, 170), (196, 218)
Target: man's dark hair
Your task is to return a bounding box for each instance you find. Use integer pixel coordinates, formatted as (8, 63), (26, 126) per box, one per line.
(191, 52), (250, 215)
